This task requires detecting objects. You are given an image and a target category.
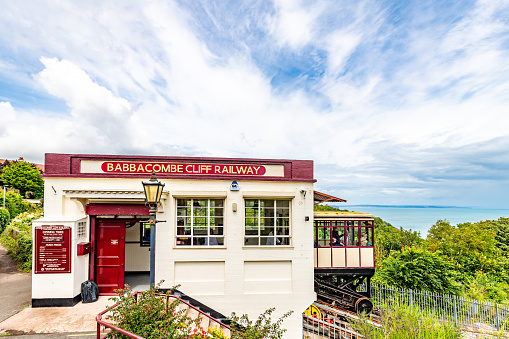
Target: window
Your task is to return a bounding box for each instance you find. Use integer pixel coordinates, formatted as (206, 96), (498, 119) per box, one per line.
(176, 199), (224, 246)
(313, 220), (374, 248)
(244, 199), (290, 246)
(140, 222), (151, 246)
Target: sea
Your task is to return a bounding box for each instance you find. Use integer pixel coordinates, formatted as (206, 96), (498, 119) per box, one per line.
(340, 205), (509, 237)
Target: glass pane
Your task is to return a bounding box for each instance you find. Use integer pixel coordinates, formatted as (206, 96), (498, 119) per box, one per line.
(245, 218), (257, 226)
(210, 217), (224, 226)
(260, 218), (274, 226)
(360, 227), (373, 246)
(261, 208), (274, 218)
(210, 227), (223, 236)
(361, 221), (372, 226)
(347, 227), (359, 246)
(317, 221), (329, 226)
(261, 200), (274, 208)
(177, 199), (191, 207)
(261, 237), (275, 245)
(332, 227), (344, 246)
(245, 200), (257, 208)
(260, 226), (275, 236)
(141, 223), (151, 244)
(276, 200), (290, 208)
(244, 237), (259, 246)
(193, 237), (207, 246)
(346, 220), (355, 227)
(245, 208), (258, 217)
(276, 237), (290, 246)
(276, 218), (289, 226)
(177, 207), (189, 217)
(210, 207), (223, 217)
(177, 217), (191, 226)
(193, 207), (207, 217)
(276, 227), (290, 236)
(176, 237), (191, 246)
(332, 221), (344, 226)
(317, 227), (330, 247)
(177, 226), (192, 235)
(193, 217), (207, 226)
(193, 199), (207, 207)
(245, 226), (258, 235)
(208, 237), (224, 245)
(210, 199), (224, 207)
(276, 207), (289, 218)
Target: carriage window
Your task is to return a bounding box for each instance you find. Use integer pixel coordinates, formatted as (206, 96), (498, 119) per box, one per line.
(332, 226), (344, 246)
(347, 227), (359, 246)
(360, 226), (373, 247)
(176, 198), (224, 246)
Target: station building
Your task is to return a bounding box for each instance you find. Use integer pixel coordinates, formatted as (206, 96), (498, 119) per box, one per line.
(32, 153), (317, 338)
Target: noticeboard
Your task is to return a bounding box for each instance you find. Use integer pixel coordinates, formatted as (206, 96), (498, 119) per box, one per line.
(34, 225), (71, 274)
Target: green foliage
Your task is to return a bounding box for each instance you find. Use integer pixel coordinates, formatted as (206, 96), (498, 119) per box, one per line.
(1, 161), (44, 198)
(427, 220), (501, 275)
(106, 282), (201, 338)
(1, 190), (40, 222)
(0, 211), (43, 272)
(350, 303), (461, 339)
(229, 308), (293, 339)
(374, 217), (423, 261)
(314, 204), (348, 212)
(0, 207), (9, 233)
(463, 272), (509, 305)
(374, 247), (460, 294)
(483, 217), (509, 254)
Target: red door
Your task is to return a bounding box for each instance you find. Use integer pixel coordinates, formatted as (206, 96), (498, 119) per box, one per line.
(95, 220), (125, 294)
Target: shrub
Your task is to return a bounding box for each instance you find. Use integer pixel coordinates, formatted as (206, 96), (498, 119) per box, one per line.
(0, 207), (9, 233)
(229, 308), (293, 339)
(0, 211), (43, 272)
(106, 282), (201, 339)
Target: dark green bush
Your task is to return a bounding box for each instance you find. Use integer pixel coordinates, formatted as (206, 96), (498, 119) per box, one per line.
(0, 207), (9, 233)
(0, 211), (42, 272)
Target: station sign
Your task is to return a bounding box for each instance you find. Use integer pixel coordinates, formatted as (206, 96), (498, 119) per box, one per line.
(80, 160), (285, 177)
(34, 225), (71, 274)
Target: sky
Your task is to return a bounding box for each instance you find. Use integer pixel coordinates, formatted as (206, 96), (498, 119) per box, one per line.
(0, 0), (509, 208)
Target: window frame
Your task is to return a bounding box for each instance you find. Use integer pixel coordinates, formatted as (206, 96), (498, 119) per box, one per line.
(140, 222), (151, 247)
(313, 220), (374, 248)
(175, 198), (225, 247)
(244, 198), (292, 247)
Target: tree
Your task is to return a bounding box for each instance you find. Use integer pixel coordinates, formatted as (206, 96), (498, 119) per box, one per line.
(1, 161), (44, 198)
(375, 247), (460, 294)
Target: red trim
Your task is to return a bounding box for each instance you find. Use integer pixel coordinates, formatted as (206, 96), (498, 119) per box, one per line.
(43, 153), (316, 182)
(86, 204), (150, 216)
(90, 216), (96, 282)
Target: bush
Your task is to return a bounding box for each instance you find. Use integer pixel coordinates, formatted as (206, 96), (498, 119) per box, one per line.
(0, 211), (43, 272)
(229, 308), (293, 339)
(106, 282), (201, 338)
(0, 207), (9, 233)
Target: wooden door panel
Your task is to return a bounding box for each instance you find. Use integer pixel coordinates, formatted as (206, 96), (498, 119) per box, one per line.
(96, 221), (125, 294)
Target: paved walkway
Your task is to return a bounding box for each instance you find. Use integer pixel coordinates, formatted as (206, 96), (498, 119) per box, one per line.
(0, 244), (113, 336)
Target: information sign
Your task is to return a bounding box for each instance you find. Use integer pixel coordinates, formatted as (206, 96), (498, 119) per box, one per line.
(34, 225), (71, 274)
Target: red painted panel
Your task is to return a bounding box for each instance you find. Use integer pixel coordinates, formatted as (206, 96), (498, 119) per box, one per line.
(86, 204), (150, 216)
(42, 153), (316, 182)
(95, 221), (125, 294)
(34, 225), (72, 274)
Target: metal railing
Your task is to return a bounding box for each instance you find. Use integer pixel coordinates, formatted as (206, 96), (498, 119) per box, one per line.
(303, 314), (359, 339)
(96, 291), (232, 339)
(371, 284), (509, 332)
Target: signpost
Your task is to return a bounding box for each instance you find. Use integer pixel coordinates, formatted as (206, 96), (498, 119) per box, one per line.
(34, 225), (71, 274)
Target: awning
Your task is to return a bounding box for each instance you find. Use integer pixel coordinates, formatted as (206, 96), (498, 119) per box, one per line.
(314, 191), (347, 205)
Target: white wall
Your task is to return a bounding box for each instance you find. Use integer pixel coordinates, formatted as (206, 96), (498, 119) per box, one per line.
(39, 177), (315, 337)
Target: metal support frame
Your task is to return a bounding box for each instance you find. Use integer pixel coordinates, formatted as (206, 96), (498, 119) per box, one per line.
(149, 205), (156, 287)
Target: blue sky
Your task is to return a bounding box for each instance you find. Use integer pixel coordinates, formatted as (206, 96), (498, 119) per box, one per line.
(1, 0), (509, 208)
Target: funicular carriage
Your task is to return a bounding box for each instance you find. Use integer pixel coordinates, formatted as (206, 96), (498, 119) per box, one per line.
(313, 192), (375, 314)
